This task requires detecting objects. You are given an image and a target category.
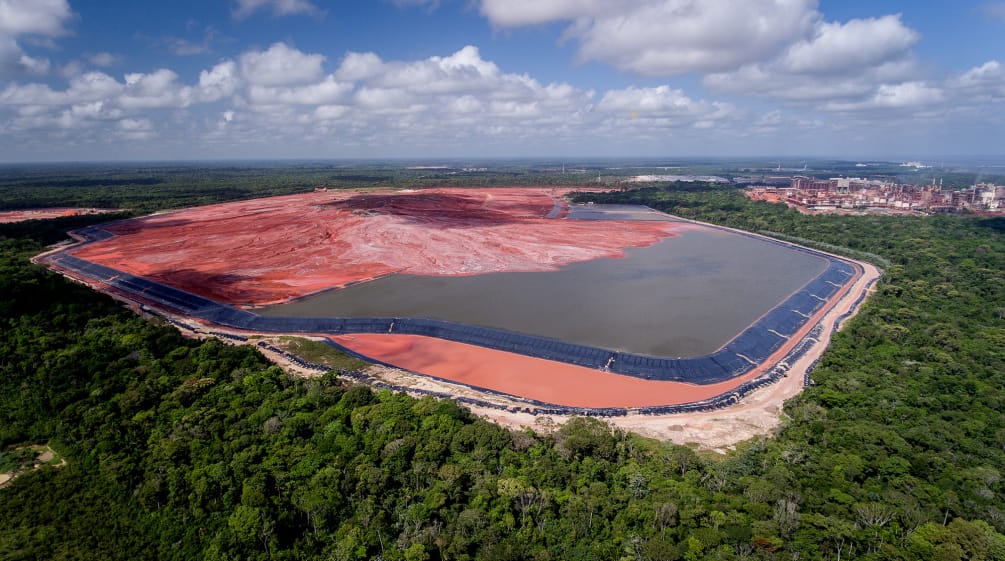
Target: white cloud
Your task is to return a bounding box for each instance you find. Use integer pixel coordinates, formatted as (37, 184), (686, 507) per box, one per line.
(248, 76), (352, 106)
(16, 52), (49, 75)
(703, 13), (924, 113)
(480, 0), (818, 76)
(0, 71), (123, 105)
(476, 0), (941, 124)
(0, 0), (72, 35)
(240, 42), (325, 86)
(823, 81), (944, 112)
(951, 60), (1005, 100)
(340, 45), (511, 95)
(334, 51), (383, 82)
(780, 15), (918, 75)
(8, 39), (997, 159)
(0, 0), (72, 77)
(69, 71), (125, 101)
(354, 86), (418, 113)
(232, 0), (323, 19)
(313, 104), (348, 120)
(116, 117), (154, 139)
(596, 85), (737, 131)
(480, 0), (610, 27)
(198, 61), (240, 102)
(120, 69), (193, 109)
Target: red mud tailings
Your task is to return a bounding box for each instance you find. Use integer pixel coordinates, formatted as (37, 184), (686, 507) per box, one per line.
(330, 334), (769, 408)
(71, 188), (685, 306)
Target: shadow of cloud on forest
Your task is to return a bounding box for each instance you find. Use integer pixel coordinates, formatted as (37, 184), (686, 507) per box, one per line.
(976, 217), (1005, 233)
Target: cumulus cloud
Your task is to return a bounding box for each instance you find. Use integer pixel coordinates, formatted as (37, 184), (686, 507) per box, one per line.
(198, 61), (240, 102)
(0, 42), (752, 155)
(936, 60), (1005, 123)
(120, 69), (193, 109)
(951, 60), (1005, 100)
(479, 0), (611, 27)
(15, 52), (50, 75)
(248, 76), (352, 106)
(0, 0), (72, 35)
(334, 51), (383, 82)
(0, 71), (123, 105)
(336, 45), (534, 97)
(232, 0), (323, 19)
(240, 42), (325, 86)
(0, 62), (234, 138)
(780, 15), (918, 75)
(187, 43), (742, 151)
(598, 85), (732, 120)
(704, 13), (924, 115)
(0, 0), (72, 77)
(595, 85), (737, 135)
(480, 0), (818, 76)
(823, 81), (944, 113)
(476, 1), (942, 122)
(116, 117), (154, 139)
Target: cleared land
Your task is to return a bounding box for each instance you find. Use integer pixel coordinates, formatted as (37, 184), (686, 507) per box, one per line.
(0, 445), (67, 489)
(39, 187), (876, 428)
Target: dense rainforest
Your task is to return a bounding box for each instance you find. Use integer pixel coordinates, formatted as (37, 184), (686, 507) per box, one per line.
(1, 176), (1005, 560)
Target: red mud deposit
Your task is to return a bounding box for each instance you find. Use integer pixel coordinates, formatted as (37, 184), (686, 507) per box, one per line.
(0, 207), (118, 223)
(330, 334), (755, 408)
(71, 188), (685, 305)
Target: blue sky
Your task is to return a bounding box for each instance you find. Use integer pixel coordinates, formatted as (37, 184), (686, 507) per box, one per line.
(0, 0), (1002, 161)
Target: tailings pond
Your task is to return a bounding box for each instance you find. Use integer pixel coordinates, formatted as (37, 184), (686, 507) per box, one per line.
(260, 214), (828, 357)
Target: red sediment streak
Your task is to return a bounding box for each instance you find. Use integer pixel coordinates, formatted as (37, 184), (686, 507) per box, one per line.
(71, 188), (686, 306)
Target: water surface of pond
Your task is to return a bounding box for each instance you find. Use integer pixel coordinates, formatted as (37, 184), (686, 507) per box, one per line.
(261, 221), (827, 357)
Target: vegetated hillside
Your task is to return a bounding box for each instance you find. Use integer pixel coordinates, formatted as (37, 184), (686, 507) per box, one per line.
(1, 182), (1004, 560)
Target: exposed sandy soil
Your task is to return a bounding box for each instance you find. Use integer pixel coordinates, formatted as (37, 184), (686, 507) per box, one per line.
(71, 188), (686, 306)
(0, 207), (119, 223)
(0, 445), (67, 489)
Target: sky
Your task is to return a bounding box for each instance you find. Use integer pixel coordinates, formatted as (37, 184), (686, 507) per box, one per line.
(0, 0), (1002, 161)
